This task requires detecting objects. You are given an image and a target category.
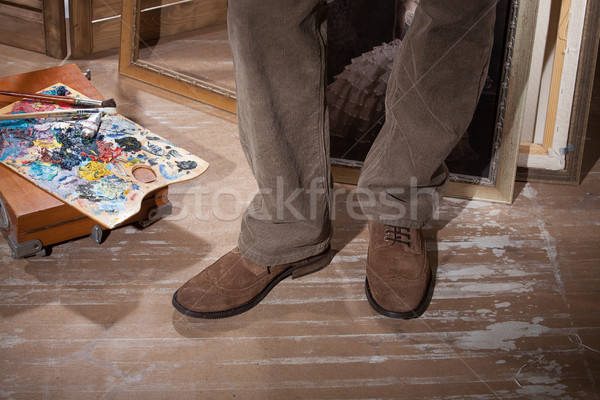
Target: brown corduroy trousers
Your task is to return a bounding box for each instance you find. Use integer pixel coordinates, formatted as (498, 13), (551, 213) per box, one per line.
(228, 0), (497, 265)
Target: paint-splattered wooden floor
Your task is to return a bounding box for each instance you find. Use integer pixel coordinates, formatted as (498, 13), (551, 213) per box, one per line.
(1, 43), (599, 399)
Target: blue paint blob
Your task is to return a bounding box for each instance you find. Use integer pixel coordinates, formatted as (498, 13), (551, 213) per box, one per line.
(29, 162), (59, 181)
(176, 161), (197, 171)
(168, 149), (182, 159)
(159, 164), (183, 180)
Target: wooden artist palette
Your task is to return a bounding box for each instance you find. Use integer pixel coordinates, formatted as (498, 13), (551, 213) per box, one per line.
(0, 84), (208, 229)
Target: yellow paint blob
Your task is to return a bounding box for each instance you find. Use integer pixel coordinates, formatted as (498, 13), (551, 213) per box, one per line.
(124, 158), (143, 168)
(79, 161), (112, 180)
(33, 138), (60, 149)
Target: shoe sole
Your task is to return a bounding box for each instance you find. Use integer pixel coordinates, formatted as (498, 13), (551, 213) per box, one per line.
(172, 247), (333, 319)
(364, 272), (434, 320)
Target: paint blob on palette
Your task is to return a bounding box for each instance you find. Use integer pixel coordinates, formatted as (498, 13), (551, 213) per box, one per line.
(0, 84), (208, 228)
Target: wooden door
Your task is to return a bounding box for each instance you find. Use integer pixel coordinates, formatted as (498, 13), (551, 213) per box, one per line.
(0, 0), (66, 58)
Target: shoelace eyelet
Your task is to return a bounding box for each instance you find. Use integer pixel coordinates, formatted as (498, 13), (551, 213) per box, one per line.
(383, 225), (412, 246)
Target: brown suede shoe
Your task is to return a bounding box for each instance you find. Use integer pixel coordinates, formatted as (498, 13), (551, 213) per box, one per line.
(173, 247), (332, 319)
(365, 221), (433, 319)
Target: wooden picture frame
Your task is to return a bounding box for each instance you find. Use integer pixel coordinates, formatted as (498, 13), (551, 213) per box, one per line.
(118, 0), (236, 114)
(516, 0), (600, 183)
(333, 0), (535, 204)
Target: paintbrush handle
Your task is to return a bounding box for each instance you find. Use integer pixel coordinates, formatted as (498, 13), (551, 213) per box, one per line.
(0, 90), (103, 107)
(0, 108), (115, 121)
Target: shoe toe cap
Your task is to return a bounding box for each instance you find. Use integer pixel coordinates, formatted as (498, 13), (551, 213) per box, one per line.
(366, 266), (431, 314)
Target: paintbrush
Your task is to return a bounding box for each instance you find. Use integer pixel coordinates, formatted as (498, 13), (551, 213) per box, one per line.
(0, 90), (117, 108)
(0, 107), (117, 121)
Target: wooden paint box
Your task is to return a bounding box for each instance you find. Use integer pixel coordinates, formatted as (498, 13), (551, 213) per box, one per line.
(0, 65), (171, 258)
(0, 166), (169, 258)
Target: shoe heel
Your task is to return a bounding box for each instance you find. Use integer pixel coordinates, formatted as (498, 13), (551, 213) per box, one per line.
(291, 250), (333, 279)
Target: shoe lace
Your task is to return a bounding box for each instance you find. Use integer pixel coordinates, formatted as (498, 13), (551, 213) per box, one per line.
(384, 225), (412, 247)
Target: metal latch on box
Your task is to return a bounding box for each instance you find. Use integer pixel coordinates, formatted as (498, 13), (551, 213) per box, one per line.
(8, 236), (46, 259)
(0, 196), (9, 230)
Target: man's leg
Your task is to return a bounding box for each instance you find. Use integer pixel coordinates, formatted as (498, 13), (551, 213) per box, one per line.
(232, 0), (332, 266)
(358, 0), (498, 318)
(172, 0), (333, 318)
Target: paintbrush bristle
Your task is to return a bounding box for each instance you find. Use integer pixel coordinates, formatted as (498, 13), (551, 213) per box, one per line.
(101, 98), (117, 108)
(103, 107), (117, 115)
